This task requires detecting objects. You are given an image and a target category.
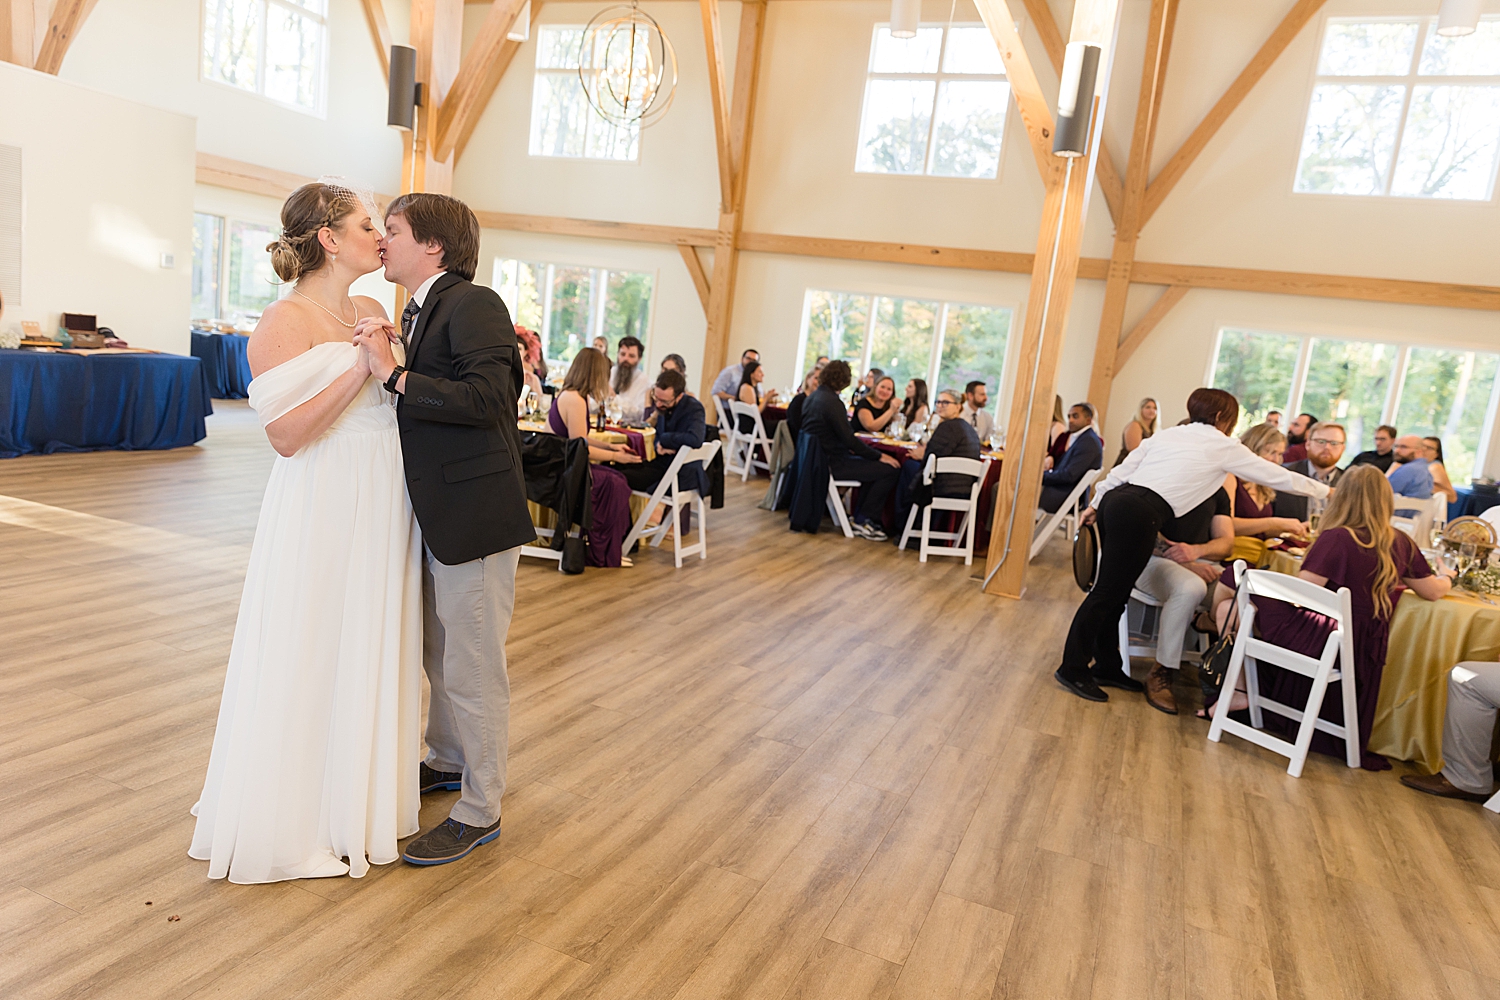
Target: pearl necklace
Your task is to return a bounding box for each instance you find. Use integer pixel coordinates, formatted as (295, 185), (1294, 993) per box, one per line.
(293, 287), (358, 328)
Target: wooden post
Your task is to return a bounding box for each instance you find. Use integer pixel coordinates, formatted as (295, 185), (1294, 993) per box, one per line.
(0, 0), (36, 68)
(1085, 0), (1177, 422)
(407, 0), (464, 196)
(981, 0), (1124, 599)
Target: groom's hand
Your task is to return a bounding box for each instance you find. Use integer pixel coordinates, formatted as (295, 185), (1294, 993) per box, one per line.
(354, 317), (401, 344)
(354, 327), (399, 383)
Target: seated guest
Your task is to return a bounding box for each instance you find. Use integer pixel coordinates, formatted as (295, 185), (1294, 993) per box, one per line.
(900, 378), (930, 429)
(1265, 410), (1282, 430)
(513, 325), (545, 400)
(548, 347), (640, 567)
(785, 370), (818, 439)
(813, 355), (829, 371)
(1348, 424), (1397, 473)
(712, 348), (760, 403)
(735, 359), (780, 433)
(1230, 423), (1311, 538)
(1274, 421), (1345, 524)
(1039, 403), (1103, 513)
(1402, 659), (1500, 803)
(610, 335), (649, 421)
(894, 390), (980, 538)
(800, 361), (901, 540)
(1423, 436), (1458, 504)
(1113, 396), (1158, 467)
(1207, 466), (1453, 767)
(852, 367), (884, 406)
(852, 375), (899, 434)
(618, 369), (708, 497)
(960, 380), (995, 443)
(592, 335), (609, 354)
(1043, 396), (1067, 470)
(1135, 486), (1235, 715)
(1282, 412), (1319, 463)
(1387, 434), (1434, 513)
(659, 353), (688, 380)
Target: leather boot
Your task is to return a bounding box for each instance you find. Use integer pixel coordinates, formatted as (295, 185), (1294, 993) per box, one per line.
(1144, 664), (1178, 715)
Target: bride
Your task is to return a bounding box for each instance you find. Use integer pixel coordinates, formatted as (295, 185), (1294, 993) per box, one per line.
(189, 182), (422, 883)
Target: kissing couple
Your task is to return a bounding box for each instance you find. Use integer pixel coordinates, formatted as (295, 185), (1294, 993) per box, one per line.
(187, 183), (534, 883)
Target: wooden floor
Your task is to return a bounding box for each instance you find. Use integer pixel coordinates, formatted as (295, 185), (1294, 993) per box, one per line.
(3, 401), (1500, 1000)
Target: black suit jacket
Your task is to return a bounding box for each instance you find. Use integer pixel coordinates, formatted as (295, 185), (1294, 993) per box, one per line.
(1272, 458), (1341, 522)
(1040, 428), (1103, 513)
(398, 272), (534, 564)
(654, 393), (710, 496)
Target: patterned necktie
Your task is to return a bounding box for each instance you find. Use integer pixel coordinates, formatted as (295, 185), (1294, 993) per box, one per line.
(400, 298), (421, 344)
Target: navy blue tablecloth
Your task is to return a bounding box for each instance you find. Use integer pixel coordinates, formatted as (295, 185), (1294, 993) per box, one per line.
(0, 350), (213, 458)
(190, 331), (252, 399)
(1452, 487), (1500, 521)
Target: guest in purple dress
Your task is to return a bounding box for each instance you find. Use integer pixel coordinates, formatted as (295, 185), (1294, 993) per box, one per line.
(1228, 423), (1311, 541)
(548, 348), (639, 567)
(1211, 465), (1453, 769)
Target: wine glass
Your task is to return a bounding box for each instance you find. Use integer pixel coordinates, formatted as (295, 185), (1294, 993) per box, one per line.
(605, 396), (623, 426)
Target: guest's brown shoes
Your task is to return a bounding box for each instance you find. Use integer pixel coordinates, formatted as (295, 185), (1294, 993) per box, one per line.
(1144, 665), (1178, 715)
(1400, 772), (1491, 803)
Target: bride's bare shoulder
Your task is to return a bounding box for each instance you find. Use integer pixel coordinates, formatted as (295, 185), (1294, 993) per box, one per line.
(352, 295), (389, 322)
(248, 298), (315, 377)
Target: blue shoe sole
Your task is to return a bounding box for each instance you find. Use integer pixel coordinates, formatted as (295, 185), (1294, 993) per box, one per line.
(401, 826), (502, 866)
(419, 780), (462, 793)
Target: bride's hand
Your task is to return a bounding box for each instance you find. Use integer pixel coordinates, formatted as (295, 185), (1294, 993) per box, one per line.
(353, 343), (373, 376)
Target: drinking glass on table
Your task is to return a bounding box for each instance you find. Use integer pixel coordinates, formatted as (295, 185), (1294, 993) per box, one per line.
(605, 396), (623, 425)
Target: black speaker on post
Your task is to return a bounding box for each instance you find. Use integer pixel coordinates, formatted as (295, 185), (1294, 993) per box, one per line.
(388, 45), (419, 131)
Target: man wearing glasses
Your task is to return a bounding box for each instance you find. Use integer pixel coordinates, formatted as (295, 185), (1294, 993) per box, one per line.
(894, 390), (982, 544)
(1275, 422), (1346, 523)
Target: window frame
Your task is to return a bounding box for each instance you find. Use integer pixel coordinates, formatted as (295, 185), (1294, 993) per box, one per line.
(1293, 14), (1500, 202)
(527, 24), (643, 163)
(492, 256), (658, 364)
(793, 286), (1016, 420)
(853, 22), (1012, 181)
(200, 0), (330, 118)
(1206, 326), (1500, 477)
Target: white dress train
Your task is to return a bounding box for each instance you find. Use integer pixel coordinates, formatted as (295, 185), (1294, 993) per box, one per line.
(189, 341), (422, 884)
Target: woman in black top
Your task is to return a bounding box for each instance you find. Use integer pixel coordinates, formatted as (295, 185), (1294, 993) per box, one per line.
(785, 369), (818, 439)
(735, 360), (779, 433)
(901, 378), (930, 429)
(852, 376), (899, 434)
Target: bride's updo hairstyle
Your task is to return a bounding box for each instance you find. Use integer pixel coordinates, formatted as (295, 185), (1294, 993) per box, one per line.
(267, 182), (362, 283)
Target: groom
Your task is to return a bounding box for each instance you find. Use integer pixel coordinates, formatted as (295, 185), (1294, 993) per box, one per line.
(353, 193), (533, 866)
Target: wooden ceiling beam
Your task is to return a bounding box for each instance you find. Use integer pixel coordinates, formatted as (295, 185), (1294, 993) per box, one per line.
(473, 210), (718, 246)
(974, 0), (1058, 181)
(1141, 0), (1326, 225)
(34, 0), (95, 74)
(699, 0), (736, 213)
(1113, 283), (1187, 370)
(359, 0), (394, 80)
(431, 0), (531, 163)
(1017, 0), (1123, 223)
(453, 1), (545, 163)
(678, 244), (712, 316)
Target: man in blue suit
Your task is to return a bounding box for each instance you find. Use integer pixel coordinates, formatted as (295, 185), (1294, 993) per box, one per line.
(1039, 402), (1103, 513)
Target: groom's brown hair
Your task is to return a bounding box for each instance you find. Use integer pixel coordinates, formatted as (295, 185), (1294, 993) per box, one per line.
(385, 193), (481, 281)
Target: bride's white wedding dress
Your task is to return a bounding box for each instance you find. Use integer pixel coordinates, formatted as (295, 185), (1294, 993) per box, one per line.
(189, 341), (422, 884)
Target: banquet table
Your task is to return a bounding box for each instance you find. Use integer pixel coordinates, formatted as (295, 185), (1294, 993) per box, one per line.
(1450, 487), (1500, 522)
(517, 419), (656, 461)
(190, 331), (253, 399)
(0, 349), (212, 458)
(854, 433), (1003, 539)
(762, 403), (787, 438)
(1264, 548), (1500, 773)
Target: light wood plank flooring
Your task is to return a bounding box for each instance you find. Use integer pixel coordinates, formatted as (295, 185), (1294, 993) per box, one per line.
(3, 400), (1500, 999)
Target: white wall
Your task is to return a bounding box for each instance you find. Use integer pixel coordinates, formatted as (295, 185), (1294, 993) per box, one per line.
(63, 0), (408, 195)
(0, 61), (195, 354)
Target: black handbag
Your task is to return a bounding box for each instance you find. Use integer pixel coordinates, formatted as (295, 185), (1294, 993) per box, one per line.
(560, 534), (587, 575)
(1072, 521), (1099, 592)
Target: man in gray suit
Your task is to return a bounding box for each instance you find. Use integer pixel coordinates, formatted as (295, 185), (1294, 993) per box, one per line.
(1273, 422), (1346, 523)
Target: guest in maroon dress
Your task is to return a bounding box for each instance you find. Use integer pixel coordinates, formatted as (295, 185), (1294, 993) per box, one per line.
(548, 348), (638, 567)
(1228, 423), (1310, 541)
(1214, 465), (1453, 769)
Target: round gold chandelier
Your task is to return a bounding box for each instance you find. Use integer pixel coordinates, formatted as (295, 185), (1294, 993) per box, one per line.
(578, 3), (678, 129)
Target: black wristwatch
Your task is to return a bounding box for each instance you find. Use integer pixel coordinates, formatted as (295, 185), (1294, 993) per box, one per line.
(384, 365), (406, 393)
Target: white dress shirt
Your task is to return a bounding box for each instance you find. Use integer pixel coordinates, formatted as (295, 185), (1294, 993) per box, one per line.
(1092, 421), (1329, 516)
(409, 271), (445, 309)
(611, 363), (651, 419)
(711, 363), (744, 398)
(960, 403), (994, 442)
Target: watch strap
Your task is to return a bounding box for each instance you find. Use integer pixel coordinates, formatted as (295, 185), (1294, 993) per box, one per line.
(384, 365), (406, 393)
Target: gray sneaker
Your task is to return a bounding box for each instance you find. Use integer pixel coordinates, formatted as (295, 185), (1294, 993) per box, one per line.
(401, 817), (502, 866)
(854, 521), (888, 541)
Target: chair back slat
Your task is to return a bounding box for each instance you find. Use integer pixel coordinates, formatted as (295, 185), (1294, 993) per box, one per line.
(1239, 568), (1347, 621)
(932, 456), (984, 478)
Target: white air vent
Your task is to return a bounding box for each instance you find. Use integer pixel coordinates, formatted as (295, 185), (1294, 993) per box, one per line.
(0, 144), (19, 309)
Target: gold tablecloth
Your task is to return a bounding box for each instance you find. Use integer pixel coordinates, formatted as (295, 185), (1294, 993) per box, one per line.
(1263, 550), (1500, 773)
(518, 420), (656, 461)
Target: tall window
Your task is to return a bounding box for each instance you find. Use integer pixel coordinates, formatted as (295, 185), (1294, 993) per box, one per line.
(797, 289), (1012, 413)
(191, 213), (279, 322)
(192, 213), (223, 320)
(494, 259), (653, 363)
(1295, 17), (1500, 199)
(529, 26), (639, 161)
(1209, 328), (1500, 479)
(202, 0), (328, 113)
(855, 24), (1011, 179)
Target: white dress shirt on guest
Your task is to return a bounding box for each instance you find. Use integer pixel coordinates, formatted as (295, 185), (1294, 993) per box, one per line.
(1092, 421), (1329, 516)
(711, 363), (744, 399)
(611, 363), (651, 419)
(959, 403), (994, 442)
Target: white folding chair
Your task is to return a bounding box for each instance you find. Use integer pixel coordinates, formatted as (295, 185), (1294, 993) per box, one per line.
(727, 400), (773, 481)
(1392, 493), (1447, 543)
(1207, 568), (1359, 777)
(827, 477), (857, 537)
(1487, 789), (1500, 814)
(621, 440), (721, 568)
(897, 455), (990, 565)
(713, 395), (736, 452)
(1029, 467), (1100, 561)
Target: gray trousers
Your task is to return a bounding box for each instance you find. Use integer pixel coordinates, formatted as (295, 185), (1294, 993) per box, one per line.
(1133, 556), (1210, 669)
(423, 545), (520, 827)
(1442, 661), (1500, 795)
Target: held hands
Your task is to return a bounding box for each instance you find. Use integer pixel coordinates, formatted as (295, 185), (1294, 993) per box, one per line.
(352, 319), (400, 383)
(613, 444), (642, 464)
